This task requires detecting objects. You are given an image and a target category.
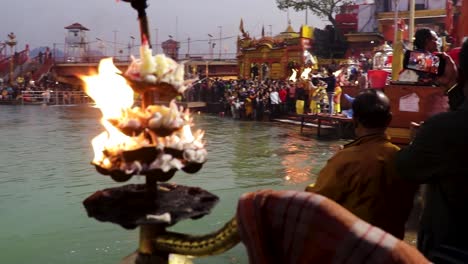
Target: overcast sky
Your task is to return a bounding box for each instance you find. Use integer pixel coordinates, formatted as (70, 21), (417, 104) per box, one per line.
(1, 0), (326, 58)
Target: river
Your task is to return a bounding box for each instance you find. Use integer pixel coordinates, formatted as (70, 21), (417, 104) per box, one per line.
(0, 104), (344, 264)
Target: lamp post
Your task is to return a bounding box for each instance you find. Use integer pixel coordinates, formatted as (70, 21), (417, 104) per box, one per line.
(113, 30), (118, 58)
(6, 32), (17, 85)
(218, 26), (222, 59)
(130, 36), (135, 58)
(186, 37), (191, 58)
(208, 34), (213, 59)
(408, 0), (415, 49)
(53, 43), (57, 62)
(96, 38), (106, 58)
(154, 28), (159, 53)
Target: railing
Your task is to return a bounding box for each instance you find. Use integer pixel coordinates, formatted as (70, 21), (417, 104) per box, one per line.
(31, 57), (54, 81)
(52, 53), (239, 64)
(20, 90), (91, 105)
(0, 49), (31, 80)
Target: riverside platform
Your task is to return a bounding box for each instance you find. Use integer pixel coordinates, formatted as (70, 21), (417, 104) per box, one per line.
(290, 113), (355, 139)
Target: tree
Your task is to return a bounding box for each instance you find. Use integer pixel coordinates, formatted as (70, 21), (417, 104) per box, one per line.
(276, 0), (353, 40)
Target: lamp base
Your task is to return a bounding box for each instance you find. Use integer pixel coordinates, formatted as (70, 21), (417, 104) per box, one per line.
(83, 183), (219, 229)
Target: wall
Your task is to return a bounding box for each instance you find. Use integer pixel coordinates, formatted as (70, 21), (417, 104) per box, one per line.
(428, 0), (446, 9)
(358, 4), (378, 32)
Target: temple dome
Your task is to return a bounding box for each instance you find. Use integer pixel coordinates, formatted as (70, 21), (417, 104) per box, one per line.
(275, 24), (300, 39)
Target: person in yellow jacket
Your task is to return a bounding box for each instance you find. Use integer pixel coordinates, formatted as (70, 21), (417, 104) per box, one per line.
(306, 89), (418, 239)
(309, 80), (324, 114)
(333, 85), (342, 114)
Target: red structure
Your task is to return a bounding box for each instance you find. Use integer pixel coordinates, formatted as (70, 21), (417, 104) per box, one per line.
(333, 0), (463, 58)
(161, 39), (180, 60)
(335, 5), (359, 34)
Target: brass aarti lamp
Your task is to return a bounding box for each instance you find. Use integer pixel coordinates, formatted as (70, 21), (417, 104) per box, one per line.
(82, 1), (239, 263)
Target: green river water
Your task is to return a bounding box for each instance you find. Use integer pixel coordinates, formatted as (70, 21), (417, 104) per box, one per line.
(0, 105), (344, 263)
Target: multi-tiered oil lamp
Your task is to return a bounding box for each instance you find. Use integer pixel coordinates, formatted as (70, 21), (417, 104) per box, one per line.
(82, 1), (239, 263)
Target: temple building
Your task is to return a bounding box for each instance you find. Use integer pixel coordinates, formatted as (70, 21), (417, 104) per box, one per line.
(237, 20), (316, 80)
(237, 0), (462, 80)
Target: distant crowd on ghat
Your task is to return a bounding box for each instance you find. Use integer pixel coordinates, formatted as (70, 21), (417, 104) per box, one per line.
(188, 65), (367, 120)
(0, 74), (86, 104)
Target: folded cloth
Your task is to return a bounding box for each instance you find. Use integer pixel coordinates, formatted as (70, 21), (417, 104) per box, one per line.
(237, 190), (429, 264)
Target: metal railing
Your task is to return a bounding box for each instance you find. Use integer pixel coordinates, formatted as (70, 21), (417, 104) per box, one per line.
(52, 53), (239, 64)
(20, 90), (91, 105)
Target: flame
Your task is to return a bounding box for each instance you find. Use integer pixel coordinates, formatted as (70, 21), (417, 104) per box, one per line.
(289, 67), (312, 82)
(301, 67), (312, 80)
(81, 58), (139, 165)
(81, 58), (134, 119)
(289, 69), (298, 82)
(82, 57), (206, 172)
(181, 125), (195, 142)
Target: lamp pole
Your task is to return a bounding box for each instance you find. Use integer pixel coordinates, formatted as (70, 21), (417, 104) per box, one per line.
(113, 30), (119, 58)
(408, 0), (415, 49)
(393, 0), (400, 47)
(218, 26), (222, 59)
(130, 36), (135, 56)
(187, 37), (191, 58)
(154, 28), (159, 53)
(96, 38), (105, 57)
(208, 34), (213, 59)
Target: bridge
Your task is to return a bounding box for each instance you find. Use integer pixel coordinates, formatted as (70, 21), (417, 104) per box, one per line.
(0, 50), (238, 87)
(52, 60), (130, 85)
(1, 53), (235, 112)
(51, 57), (238, 85)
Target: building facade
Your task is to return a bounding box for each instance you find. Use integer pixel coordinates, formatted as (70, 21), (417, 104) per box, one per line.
(237, 22), (316, 80)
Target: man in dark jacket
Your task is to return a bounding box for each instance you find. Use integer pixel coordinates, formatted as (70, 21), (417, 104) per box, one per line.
(395, 39), (468, 260)
(321, 68), (336, 115)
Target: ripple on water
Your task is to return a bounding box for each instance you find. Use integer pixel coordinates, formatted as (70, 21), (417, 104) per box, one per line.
(0, 108), (343, 264)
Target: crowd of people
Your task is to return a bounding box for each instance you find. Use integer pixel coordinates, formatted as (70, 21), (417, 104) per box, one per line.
(0, 77), (84, 104)
(188, 66), (363, 121)
(235, 30), (468, 263)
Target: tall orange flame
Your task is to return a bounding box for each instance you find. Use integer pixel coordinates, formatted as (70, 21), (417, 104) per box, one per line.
(81, 58), (134, 119)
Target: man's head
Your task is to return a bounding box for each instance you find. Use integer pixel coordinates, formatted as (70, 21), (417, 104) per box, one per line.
(352, 89), (392, 132)
(414, 28), (439, 52)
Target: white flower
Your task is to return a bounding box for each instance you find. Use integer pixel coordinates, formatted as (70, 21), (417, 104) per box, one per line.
(169, 158), (183, 170)
(143, 74), (157, 83)
(155, 54), (169, 77)
(183, 148), (207, 164)
(150, 154), (173, 172)
(146, 212), (171, 223)
(140, 44), (156, 76)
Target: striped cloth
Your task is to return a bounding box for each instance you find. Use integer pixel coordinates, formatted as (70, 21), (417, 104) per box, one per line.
(237, 190), (429, 264)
